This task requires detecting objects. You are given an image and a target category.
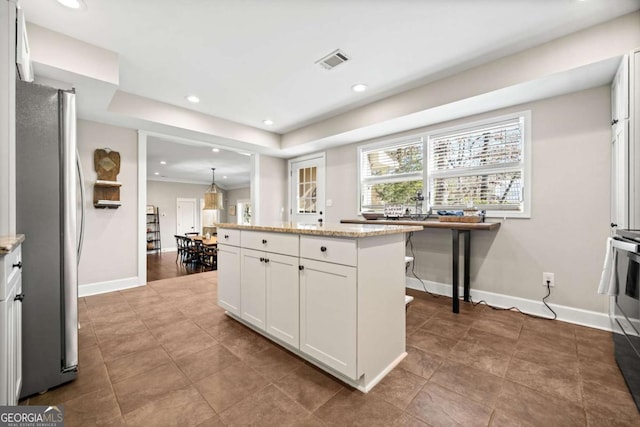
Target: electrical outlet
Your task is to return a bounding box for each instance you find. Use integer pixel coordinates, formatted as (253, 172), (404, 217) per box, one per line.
(543, 272), (555, 287)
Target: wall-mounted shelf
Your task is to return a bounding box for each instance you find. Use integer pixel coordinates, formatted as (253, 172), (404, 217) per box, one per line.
(93, 149), (122, 209)
(94, 199), (122, 209)
(95, 180), (122, 187)
(93, 180), (122, 208)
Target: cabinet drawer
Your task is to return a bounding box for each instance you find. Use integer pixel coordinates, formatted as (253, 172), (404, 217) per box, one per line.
(217, 228), (241, 246)
(241, 231), (299, 256)
(300, 235), (357, 266)
(0, 246), (22, 300)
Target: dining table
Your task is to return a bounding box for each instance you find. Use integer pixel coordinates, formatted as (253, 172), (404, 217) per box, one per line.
(189, 235), (218, 247)
(340, 218), (500, 313)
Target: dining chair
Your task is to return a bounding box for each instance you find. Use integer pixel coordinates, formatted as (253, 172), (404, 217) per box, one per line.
(201, 245), (217, 271)
(185, 239), (203, 265)
(174, 235), (185, 262)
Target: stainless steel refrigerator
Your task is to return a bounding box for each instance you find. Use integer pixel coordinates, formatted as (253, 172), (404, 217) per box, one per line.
(15, 80), (85, 397)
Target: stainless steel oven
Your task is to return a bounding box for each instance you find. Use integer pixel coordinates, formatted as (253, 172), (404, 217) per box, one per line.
(612, 229), (640, 410)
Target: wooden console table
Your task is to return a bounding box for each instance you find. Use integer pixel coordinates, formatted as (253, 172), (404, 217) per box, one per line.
(340, 219), (501, 313)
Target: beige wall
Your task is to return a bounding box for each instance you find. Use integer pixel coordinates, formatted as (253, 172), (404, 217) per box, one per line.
(256, 155), (287, 223)
(77, 120), (138, 286)
(322, 86), (611, 314)
(226, 187), (251, 224)
(146, 180), (228, 250)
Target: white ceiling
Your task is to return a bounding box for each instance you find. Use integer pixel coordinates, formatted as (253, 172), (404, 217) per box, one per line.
(19, 0), (640, 182)
(146, 136), (251, 187)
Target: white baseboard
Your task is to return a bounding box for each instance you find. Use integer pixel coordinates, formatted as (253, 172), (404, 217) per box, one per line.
(405, 277), (612, 332)
(79, 276), (144, 297)
(146, 247), (177, 253)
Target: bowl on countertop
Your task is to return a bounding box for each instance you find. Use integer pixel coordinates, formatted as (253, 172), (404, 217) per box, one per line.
(362, 213), (383, 220)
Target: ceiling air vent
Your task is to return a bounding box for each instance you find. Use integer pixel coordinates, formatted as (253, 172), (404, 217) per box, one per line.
(316, 49), (350, 70)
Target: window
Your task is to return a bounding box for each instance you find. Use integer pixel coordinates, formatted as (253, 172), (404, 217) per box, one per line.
(359, 138), (424, 212)
(297, 166), (317, 213)
(357, 112), (530, 217)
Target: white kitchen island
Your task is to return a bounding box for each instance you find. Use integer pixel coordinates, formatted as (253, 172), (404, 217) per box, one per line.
(215, 222), (421, 392)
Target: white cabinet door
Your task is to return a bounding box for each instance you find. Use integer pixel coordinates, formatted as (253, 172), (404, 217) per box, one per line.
(612, 55), (629, 124)
(7, 281), (17, 405)
(0, 295), (8, 405)
(265, 253), (299, 347)
(240, 248), (266, 331)
(612, 121), (629, 232)
(299, 259), (357, 379)
(0, 277), (19, 406)
(217, 244), (241, 316)
(13, 277), (22, 404)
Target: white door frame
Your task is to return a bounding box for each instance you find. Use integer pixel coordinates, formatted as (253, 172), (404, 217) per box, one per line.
(139, 130), (253, 286)
(176, 197), (198, 235)
(138, 131), (148, 285)
(288, 152), (326, 223)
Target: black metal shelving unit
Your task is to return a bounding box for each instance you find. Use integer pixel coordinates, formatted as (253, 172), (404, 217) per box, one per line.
(146, 206), (161, 253)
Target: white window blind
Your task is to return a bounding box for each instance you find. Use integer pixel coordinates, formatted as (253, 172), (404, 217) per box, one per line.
(357, 112), (530, 217)
(359, 138), (423, 211)
(428, 116), (526, 211)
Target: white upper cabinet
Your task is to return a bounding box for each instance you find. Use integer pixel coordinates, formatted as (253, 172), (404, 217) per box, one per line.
(612, 55), (629, 126)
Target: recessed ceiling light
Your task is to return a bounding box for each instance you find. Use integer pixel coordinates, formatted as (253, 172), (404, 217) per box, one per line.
(263, 119), (274, 126)
(352, 83), (368, 93)
(154, 172), (159, 175)
(212, 148), (220, 153)
(160, 161), (166, 165)
(57, 0), (86, 9)
(186, 95), (200, 103)
(223, 176), (227, 179)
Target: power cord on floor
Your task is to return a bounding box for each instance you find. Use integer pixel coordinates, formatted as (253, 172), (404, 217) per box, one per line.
(468, 280), (557, 320)
(405, 232), (439, 297)
(404, 232), (557, 320)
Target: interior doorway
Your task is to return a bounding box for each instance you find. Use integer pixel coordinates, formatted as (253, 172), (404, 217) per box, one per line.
(236, 199), (251, 225)
(140, 131), (253, 284)
(176, 198), (198, 235)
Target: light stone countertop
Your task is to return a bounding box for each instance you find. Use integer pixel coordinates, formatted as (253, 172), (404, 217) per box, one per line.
(215, 222), (422, 238)
(0, 235), (25, 255)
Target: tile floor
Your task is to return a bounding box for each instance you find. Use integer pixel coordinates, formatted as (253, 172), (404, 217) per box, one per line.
(22, 272), (640, 426)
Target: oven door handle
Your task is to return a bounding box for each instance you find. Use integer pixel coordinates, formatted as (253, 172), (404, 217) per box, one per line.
(612, 238), (640, 253)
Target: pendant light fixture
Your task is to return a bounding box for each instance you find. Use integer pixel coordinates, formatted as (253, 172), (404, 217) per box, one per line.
(203, 168), (224, 210)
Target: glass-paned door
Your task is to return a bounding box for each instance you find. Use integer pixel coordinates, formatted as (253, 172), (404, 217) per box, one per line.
(289, 154), (325, 223)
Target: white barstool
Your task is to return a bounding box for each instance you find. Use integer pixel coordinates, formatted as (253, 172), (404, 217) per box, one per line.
(405, 256), (414, 306)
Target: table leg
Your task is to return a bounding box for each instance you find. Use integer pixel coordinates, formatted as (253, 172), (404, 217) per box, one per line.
(452, 229), (460, 313)
(463, 230), (471, 302)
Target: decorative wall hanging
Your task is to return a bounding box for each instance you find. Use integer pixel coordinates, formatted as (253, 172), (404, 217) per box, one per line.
(93, 148), (122, 208)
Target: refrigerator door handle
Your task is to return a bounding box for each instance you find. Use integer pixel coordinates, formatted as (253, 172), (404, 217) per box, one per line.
(76, 148), (85, 263)
(61, 90), (79, 370)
